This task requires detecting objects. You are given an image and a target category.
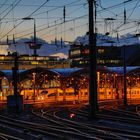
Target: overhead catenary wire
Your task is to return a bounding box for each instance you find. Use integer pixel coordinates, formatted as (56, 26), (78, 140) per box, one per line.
(126, 0), (140, 21)
(24, 0), (140, 39)
(6, 3), (87, 39)
(98, 0), (140, 37)
(0, 2), (85, 8)
(0, 0), (83, 40)
(0, 0), (14, 16)
(15, 14), (88, 40)
(0, 0), (50, 40)
(0, 0), (22, 22)
(32, 0), (84, 17)
(0, 0), (8, 11)
(0, 0), (140, 56)
(0, 0), (22, 40)
(0, 0), (140, 43)
(11, 3), (87, 40)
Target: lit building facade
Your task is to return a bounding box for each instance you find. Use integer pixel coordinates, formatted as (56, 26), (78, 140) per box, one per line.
(0, 55), (70, 70)
(69, 44), (140, 67)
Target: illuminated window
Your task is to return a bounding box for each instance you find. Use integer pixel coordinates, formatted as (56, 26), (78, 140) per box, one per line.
(85, 61), (89, 64)
(98, 49), (104, 54)
(70, 50), (81, 55)
(82, 49), (89, 54)
(29, 57), (34, 60)
(0, 56), (5, 60)
(44, 57), (49, 60)
(79, 61), (83, 64)
(36, 57), (42, 60)
(4, 56), (13, 60)
(20, 57), (29, 60)
(110, 60), (120, 64)
(31, 61), (38, 65)
(97, 60), (105, 64)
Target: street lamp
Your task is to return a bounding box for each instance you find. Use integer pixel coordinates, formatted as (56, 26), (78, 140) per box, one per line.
(22, 17), (41, 56)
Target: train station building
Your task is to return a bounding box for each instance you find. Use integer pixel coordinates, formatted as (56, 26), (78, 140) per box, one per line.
(0, 66), (140, 102)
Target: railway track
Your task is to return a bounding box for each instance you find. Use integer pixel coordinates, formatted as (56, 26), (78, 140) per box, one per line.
(71, 104), (140, 125)
(31, 101), (140, 139)
(31, 106), (140, 140)
(0, 113), (64, 140)
(32, 108), (102, 140)
(0, 107), (103, 140)
(0, 134), (8, 140)
(66, 106), (140, 139)
(0, 100), (139, 140)
(136, 105), (140, 116)
(0, 132), (23, 140)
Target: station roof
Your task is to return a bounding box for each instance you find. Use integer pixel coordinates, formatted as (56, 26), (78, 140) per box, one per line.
(106, 66), (140, 74)
(0, 70), (25, 80)
(0, 66), (140, 81)
(51, 68), (83, 77)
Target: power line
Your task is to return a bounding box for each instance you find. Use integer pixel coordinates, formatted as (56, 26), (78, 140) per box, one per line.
(2, 0), (86, 39)
(98, 0), (138, 13)
(0, 0), (8, 10)
(126, 0), (140, 21)
(32, 0), (85, 17)
(0, 0), (50, 40)
(1, 0), (140, 43)
(97, 0), (140, 36)
(0, 2), (85, 8)
(15, 14), (87, 39)
(0, 0), (84, 40)
(0, 0), (22, 21)
(0, 0), (13, 16)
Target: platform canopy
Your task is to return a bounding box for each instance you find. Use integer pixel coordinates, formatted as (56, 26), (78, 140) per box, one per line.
(1, 66), (140, 82)
(106, 66), (140, 74)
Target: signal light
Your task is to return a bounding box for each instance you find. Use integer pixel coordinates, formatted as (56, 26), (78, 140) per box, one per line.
(70, 113), (75, 118)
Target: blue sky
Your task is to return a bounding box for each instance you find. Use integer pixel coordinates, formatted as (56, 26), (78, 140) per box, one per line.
(0, 0), (140, 43)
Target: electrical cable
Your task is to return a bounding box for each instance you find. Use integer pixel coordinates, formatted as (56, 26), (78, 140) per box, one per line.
(4, 1), (87, 40)
(0, 0), (22, 21)
(1, 0), (140, 44)
(0, 0), (8, 11)
(0, 0), (50, 40)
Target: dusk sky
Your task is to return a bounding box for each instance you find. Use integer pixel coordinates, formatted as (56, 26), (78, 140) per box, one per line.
(0, 0), (140, 43)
